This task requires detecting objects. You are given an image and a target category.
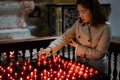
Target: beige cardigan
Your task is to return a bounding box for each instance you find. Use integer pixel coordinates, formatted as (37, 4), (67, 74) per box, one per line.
(48, 19), (111, 73)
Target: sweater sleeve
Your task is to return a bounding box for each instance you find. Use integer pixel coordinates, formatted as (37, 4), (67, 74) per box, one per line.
(48, 20), (79, 54)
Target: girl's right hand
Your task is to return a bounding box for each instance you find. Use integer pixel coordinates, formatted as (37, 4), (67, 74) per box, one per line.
(38, 47), (51, 58)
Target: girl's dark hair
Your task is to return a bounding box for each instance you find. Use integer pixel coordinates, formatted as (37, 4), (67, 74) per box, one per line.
(77, 0), (107, 26)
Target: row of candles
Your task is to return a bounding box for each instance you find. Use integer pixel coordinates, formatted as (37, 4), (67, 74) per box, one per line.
(0, 55), (99, 80)
(3, 51), (22, 59)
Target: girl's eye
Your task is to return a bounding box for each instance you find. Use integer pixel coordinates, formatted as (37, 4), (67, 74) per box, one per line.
(82, 11), (86, 14)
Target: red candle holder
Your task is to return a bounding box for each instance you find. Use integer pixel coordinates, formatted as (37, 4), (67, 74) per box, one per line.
(0, 55), (102, 80)
(28, 65), (32, 71)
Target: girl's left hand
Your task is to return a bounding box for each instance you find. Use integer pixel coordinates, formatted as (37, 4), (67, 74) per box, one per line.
(68, 39), (77, 47)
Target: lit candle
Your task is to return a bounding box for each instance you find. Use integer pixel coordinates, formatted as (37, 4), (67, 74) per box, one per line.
(89, 72), (93, 77)
(50, 69), (53, 74)
(28, 65), (32, 71)
(40, 73), (44, 78)
(78, 71), (83, 77)
(57, 55), (61, 58)
(16, 61), (20, 66)
(57, 72), (61, 78)
(43, 69), (47, 76)
(68, 70), (73, 74)
(50, 74), (53, 78)
(10, 76), (13, 80)
(89, 68), (94, 73)
(3, 69), (6, 74)
(19, 77), (23, 80)
(53, 58), (57, 63)
(83, 72), (88, 79)
(75, 69), (78, 73)
(14, 72), (18, 78)
(9, 68), (13, 73)
(48, 60), (52, 64)
(41, 55), (46, 61)
(34, 68), (38, 74)
(30, 72), (34, 78)
(0, 75), (2, 79)
(58, 64), (61, 69)
(58, 58), (62, 62)
(94, 70), (98, 74)
(34, 74), (37, 79)
(21, 71), (24, 76)
(43, 76), (47, 80)
(3, 52), (6, 56)
(7, 73), (10, 78)
(61, 60), (65, 64)
(9, 62), (13, 67)
(26, 76), (30, 80)
(22, 66), (26, 71)
(47, 71), (50, 77)
(6, 66), (10, 72)
(24, 62), (27, 66)
(54, 77), (57, 80)
(37, 61), (41, 66)
(66, 74), (70, 78)
(71, 76), (76, 80)
(27, 59), (31, 65)
(43, 61), (47, 66)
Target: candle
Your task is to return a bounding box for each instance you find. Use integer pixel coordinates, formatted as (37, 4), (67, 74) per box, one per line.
(41, 55), (46, 61)
(40, 73), (44, 79)
(58, 58), (62, 62)
(16, 61), (20, 66)
(57, 72), (61, 78)
(66, 74), (70, 78)
(71, 76), (76, 80)
(53, 58), (57, 63)
(34, 68), (38, 74)
(61, 59), (65, 64)
(30, 72), (34, 78)
(15, 72), (18, 78)
(21, 71), (24, 76)
(9, 62), (13, 67)
(28, 65), (32, 71)
(89, 68), (94, 73)
(19, 77), (23, 80)
(83, 72), (88, 79)
(43, 76), (47, 80)
(27, 59), (31, 65)
(58, 64), (61, 69)
(78, 71), (83, 77)
(7, 73), (10, 78)
(24, 62), (27, 66)
(48, 60), (52, 64)
(9, 68), (13, 73)
(26, 76), (30, 80)
(37, 61), (41, 66)
(0, 75), (2, 79)
(43, 61), (47, 66)
(22, 66), (26, 71)
(34, 74), (37, 79)
(47, 72), (50, 77)
(68, 70), (73, 74)
(95, 70), (98, 74)
(89, 72), (93, 77)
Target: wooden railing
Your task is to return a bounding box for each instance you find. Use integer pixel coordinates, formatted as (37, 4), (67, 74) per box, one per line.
(0, 36), (120, 80)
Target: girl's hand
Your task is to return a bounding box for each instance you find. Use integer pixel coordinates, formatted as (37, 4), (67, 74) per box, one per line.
(38, 47), (51, 58)
(68, 39), (77, 47)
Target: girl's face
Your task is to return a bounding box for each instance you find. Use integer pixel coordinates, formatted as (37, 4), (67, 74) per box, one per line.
(77, 4), (92, 23)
